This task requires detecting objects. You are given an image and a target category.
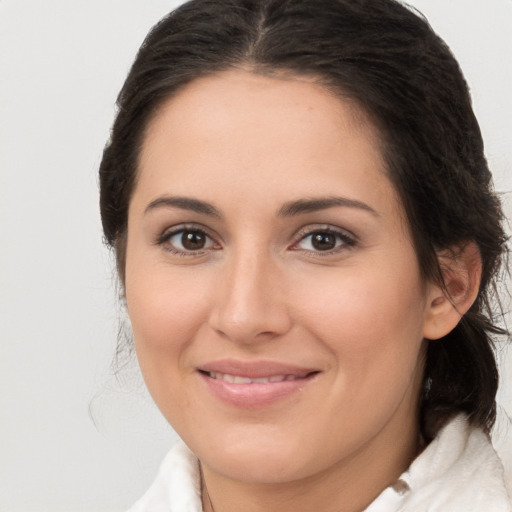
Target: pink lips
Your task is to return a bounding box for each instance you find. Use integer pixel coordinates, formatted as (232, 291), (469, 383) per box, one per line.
(198, 359), (319, 408)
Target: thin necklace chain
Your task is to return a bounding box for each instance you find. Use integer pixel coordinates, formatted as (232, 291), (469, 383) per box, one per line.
(198, 433), (425, 512)
(199, 462), (215, 512)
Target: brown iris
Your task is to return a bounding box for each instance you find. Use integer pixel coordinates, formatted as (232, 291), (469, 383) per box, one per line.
(311, 232), (337, 251)
(181, 230), (207, 250)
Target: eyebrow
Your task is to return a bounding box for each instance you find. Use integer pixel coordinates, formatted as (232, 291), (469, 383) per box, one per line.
(144, 195), (379, 219)
(278, 196), (379, 217)
(145, 196), (222, 218)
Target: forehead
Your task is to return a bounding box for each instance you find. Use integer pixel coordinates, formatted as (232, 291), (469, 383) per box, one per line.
(143, 70), (377, 157)
(135, 70), (402, 222)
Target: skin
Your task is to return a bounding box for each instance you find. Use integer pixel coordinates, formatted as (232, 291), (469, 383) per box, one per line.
(124, 70), (465, 512)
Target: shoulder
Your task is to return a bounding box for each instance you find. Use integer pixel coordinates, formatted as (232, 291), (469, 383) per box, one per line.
(493, 407), (512, 500)
(126, 441), (202, 512)
(366, 414), (512, 511)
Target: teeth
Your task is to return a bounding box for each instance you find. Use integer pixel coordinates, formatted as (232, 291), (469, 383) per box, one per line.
(208, 372), (299, 384)
(233, 375), (252, 384)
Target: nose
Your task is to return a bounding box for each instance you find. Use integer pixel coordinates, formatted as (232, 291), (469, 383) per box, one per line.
(208, 249), (292, 344)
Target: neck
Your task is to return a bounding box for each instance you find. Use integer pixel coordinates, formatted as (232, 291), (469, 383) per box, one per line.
(200, 412), (421, 512)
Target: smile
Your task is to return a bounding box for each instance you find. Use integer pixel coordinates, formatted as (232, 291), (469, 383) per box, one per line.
(205, 372), (310, 384)
(197, 361), (320, 408)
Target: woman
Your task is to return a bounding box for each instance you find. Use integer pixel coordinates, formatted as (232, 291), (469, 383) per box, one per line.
(99, 0), (511, 510)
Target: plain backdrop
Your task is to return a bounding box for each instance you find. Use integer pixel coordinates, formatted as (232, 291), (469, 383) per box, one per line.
(0, 1), (511, 511)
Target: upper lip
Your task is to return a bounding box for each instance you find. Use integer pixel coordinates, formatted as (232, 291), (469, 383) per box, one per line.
(198, 359), (319, 379)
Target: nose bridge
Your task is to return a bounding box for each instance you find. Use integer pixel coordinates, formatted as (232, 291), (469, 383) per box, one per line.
(209, 243), (290, 342)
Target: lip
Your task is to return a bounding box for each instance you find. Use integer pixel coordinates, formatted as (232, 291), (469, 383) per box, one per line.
(197, 359), (320, 408)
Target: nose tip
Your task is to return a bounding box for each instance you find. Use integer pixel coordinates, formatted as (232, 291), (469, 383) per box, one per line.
(207, 256), (292, 344)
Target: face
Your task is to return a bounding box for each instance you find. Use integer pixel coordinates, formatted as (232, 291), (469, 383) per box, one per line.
(125, 70), (436, 485)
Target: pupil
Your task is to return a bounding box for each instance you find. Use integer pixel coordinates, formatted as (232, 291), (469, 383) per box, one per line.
(312, 232), (336, 250)
(182, 231), (205, 250)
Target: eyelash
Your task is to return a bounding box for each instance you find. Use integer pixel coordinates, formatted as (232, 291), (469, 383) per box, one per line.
(290, 226), (357, 256)
(156, 224), (220, 256)
(155, 224), (357, 256)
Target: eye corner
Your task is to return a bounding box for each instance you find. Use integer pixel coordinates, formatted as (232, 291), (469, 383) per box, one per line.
(289, 225), (357, 256)
(155, 224), (222, 256)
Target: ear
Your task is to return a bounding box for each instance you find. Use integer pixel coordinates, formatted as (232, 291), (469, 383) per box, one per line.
(423, 241), (482, 341)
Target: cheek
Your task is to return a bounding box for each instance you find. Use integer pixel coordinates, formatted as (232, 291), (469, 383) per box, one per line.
(124, 267), (215, 420)
(293, 266), (427, 446)
(294, 259), (427, 384)
(128, 273), (210, 334)
(125, 265), (212, 372)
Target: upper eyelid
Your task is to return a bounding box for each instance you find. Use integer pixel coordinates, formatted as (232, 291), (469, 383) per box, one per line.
(288, 226), (358, 255)
(157, 226), (222, 256)
(293, 224), (357, 242)
(155, 223), (356, 250)
(155, 224), (222, 252)
(158, 223), (218, 240)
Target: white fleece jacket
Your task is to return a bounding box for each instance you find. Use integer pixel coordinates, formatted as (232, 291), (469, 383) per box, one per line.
(127, 415), (511, 511)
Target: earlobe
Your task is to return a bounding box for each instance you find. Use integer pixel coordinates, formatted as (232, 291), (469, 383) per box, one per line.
(423, 242), (482, 341)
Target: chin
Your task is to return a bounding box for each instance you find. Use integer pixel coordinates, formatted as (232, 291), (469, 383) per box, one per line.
(188, 428), (315, 484)
(208, 452), (309, 484)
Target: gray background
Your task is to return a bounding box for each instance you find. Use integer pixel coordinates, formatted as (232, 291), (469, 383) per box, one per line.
(1, 1), (511, 510)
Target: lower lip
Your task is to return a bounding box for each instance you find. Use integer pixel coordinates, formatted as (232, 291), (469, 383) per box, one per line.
(199, 372), (317, 408)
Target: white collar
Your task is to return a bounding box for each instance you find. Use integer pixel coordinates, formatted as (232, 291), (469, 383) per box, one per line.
(128, 414), (511, 512)
(365, 414), (511, 511)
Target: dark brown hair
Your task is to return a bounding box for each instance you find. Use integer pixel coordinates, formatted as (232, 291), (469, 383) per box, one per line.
(99, 0), (509, 438)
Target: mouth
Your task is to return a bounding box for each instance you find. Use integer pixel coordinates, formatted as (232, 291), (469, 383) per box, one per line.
(200, 370), (317, 384)
(197, 360), (320, 408)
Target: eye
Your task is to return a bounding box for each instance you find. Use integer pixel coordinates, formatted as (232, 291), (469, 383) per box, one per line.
(292, 228), (356, 253)
(158, 227), (219, 254)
